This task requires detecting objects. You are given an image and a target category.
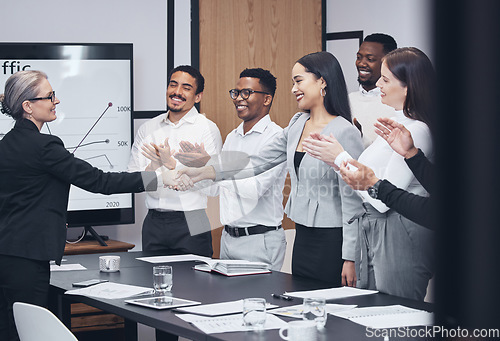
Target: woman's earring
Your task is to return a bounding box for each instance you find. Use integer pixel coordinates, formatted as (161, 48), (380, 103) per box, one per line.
(320, 88), (326, 97)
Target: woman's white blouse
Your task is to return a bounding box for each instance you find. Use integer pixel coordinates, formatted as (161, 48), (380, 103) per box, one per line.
(335, 110), (433, 213)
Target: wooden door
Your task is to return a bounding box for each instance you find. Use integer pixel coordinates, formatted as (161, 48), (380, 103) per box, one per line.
(199, 0), (322, 235)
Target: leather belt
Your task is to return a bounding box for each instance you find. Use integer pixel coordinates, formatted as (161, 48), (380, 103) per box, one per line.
(224, 225), (282, 238)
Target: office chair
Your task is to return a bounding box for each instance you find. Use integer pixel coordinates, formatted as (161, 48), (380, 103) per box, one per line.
(13, 302), (78, 341)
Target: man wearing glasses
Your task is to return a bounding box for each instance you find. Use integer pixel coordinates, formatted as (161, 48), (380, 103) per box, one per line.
(178, 68), (287, 270)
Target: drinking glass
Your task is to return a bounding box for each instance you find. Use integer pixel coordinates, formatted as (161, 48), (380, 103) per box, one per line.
(302, 297), (327, 328)
(243, 298), (266, 330)
(153, 265), (173, 295)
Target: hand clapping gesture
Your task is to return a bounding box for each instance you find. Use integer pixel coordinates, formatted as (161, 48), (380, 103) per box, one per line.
(302, 132), (345, 169)
(374, 117), (418, 159)
(339, 159), (380, 190)
(141, 137), (177, 170)
(174, 141), (211, 167)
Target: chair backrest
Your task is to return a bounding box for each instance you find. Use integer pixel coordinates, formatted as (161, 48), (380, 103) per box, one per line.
(13, 302), (78, 341)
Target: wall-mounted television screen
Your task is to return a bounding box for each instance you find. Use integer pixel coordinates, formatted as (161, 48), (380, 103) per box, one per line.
(0, 43), (134, 231)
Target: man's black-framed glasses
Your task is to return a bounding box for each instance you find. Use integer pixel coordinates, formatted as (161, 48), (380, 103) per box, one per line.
(229, 88), (269, 100)
(28, 91), (56, 103)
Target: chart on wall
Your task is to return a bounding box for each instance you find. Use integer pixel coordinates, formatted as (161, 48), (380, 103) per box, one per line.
(0, 44), (134, 214)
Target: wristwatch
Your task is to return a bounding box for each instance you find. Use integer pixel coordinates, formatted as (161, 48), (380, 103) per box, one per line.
(367, 180), (382, 199)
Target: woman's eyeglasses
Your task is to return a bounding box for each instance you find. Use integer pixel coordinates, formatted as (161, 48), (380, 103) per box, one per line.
(28, 91), (56, 103)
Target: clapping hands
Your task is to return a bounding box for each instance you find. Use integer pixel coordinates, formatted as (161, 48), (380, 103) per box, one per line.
(339, 159), (379, 190)
(174, 141), (211, 167)
(374, 117), (418, 159)
(302, 132), (345, 169)
(141, 137), (177, 170)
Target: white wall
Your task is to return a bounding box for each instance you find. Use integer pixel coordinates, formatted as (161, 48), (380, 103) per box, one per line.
(326, 0), (433, 93)
(1, 0), (169, 111)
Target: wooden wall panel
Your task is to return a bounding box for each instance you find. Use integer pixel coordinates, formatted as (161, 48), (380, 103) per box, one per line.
(199, 0), (322, 231)
(199, 0), (322, 139)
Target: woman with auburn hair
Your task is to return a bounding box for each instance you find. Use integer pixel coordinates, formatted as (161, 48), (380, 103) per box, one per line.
(302, 47), (436, 301)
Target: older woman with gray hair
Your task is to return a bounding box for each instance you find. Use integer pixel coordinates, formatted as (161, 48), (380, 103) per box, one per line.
(0, 70), (188, 341)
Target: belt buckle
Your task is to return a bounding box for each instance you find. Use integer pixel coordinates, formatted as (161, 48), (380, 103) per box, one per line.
(234, 227), (239, 237)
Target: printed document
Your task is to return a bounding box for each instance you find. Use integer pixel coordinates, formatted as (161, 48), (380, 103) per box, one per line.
(285, 286), (378, 300)
(331, 305), (434, 328)
(65, 282), (153, 299)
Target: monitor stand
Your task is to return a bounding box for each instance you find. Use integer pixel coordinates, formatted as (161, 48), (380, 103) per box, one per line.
(83, 226), (108, 246)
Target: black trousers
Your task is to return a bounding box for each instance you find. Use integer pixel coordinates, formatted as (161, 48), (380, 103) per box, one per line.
(0, 254), (50, 341)
(142, 209), (213, 257)
(292, 224), (343, 287)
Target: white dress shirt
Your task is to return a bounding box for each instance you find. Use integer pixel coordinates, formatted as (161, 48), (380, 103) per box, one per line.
(335, 110), (433, 213)
(349, 85), (396, 148)
(215, 115), (287, 227)
(128, 106), (222, 211)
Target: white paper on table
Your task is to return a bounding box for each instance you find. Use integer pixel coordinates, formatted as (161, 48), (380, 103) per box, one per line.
(136, 254), (212, 264)
(175, 300), (278, 316)
(175, 313), (287, 334)
(50, 264), (87, 271)
(65, 282), (153, 299)
(331, 305), (434, 329)
(268, 303), (358, 319)
(285, 286), (378, 300)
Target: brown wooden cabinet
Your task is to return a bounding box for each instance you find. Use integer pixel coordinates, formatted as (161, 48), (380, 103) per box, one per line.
(64, 240), (135, 333)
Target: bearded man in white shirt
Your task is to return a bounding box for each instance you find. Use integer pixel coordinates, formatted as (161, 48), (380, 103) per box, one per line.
(128, 65), (222, 258)
(349, 33), (397, 148)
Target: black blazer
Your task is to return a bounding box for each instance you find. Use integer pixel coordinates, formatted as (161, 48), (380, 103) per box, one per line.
(0, 119), (156, 264)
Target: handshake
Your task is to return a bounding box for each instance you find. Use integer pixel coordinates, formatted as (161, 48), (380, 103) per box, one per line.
(160, 166), (216, 191)
(142, 138), (216, 191)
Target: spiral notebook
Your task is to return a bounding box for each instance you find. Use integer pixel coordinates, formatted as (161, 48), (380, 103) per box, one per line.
(331, 305), (434, 329)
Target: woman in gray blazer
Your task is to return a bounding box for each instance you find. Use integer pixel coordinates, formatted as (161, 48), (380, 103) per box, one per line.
(180, 52), (364, 286)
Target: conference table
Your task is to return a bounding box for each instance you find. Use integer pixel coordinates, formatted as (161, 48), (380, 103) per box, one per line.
(49, 251), (434, 341)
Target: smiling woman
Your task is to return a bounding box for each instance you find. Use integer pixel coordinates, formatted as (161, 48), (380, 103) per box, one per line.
(22, 79), (60, 130)
(178, 51), (364, 287)
(302, 47), (436, 301)
(0, 70), (182, 341)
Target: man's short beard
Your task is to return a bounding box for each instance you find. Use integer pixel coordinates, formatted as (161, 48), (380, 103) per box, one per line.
(357, 77), (376, 87)
(167, 105), (182, 112)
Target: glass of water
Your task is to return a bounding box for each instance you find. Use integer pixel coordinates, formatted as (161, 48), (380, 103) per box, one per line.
(243, 298), (266, 330)
(153, 265), (173, 295)
(302, 297), (327, 328)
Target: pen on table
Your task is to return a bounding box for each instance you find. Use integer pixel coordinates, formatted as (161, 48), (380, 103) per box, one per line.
(271, 293), (293, 301)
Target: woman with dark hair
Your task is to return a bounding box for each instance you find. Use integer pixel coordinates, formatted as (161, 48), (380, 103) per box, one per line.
(0, 70), (189, 341)
(302, 47), (435, 300)
(178, 51), (364, 286)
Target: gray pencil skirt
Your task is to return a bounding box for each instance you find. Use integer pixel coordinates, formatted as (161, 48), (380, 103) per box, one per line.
(353, 203), (435, 301)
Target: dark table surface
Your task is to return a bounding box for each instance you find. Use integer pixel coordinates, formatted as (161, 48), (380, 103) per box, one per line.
(50, 251), (434, 341)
